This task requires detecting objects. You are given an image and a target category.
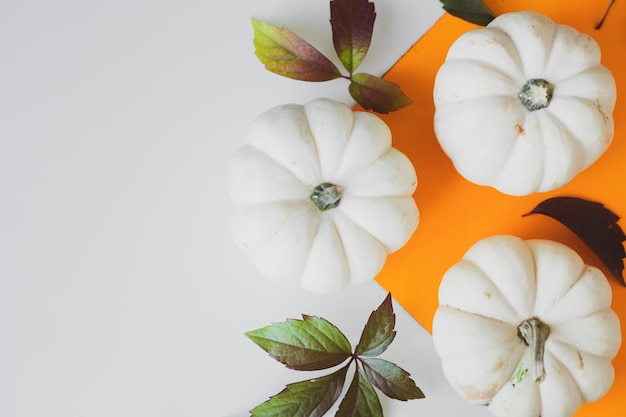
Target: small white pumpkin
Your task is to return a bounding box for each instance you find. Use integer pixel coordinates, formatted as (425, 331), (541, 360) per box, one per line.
(228, 98), (419, 293)
(432, 235), (621, 417)
(433, 11), (616, 196)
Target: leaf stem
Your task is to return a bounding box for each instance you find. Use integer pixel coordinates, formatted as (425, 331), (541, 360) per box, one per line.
(596, 0), (616, 29)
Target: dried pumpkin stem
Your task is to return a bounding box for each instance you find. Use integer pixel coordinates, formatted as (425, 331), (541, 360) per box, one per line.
(519, 79), (554, 111)
(310, 182), (344, 211)
(518, 317), (550, 383)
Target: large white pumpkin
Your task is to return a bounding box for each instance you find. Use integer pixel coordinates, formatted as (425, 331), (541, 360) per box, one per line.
(433, 11), (616, 196)
(228, 98), (419, 293)
(432, 235), (621, 417)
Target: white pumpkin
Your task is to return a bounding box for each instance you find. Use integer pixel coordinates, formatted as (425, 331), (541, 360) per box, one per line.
(228, 98), (419, 293)
(432, 235), (622, 417)
(433, 11), (616, 196)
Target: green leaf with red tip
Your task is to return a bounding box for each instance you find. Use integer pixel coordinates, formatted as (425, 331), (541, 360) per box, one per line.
(360, 357), (425, 401)
(330, 0), (376, 74)
(335, 368), (383, 417)
(356, 293), (395, 357)
(245, 314), (352, 371)
(440, 0), (495, 26)
(247, 293), (425, 417)
(251, 18), (342, 81)
(349, 73), (412, 113)
(250, 366), (349, 417)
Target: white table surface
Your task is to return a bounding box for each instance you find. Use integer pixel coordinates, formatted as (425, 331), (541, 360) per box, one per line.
(0, 1), (492, 416)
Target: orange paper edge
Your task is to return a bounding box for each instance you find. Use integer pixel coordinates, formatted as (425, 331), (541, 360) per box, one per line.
(369, 1), (626, 415)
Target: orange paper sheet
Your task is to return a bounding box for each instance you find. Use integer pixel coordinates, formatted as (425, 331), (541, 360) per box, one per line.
(372, 1), (626, 415)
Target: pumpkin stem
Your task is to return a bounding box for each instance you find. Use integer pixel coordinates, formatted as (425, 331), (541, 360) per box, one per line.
(519, 79), (554, 111)
(517, 317), (550, 383)
(310, 182), (344, 211)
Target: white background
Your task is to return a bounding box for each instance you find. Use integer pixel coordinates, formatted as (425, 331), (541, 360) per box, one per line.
(0, 1), (492, 416)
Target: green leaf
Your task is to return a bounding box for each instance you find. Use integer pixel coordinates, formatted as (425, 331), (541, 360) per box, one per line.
(360, 357), (425, 401)
(356, 293), (396, 357)
(250, 366), (348, 417)
(330, 0), (376, 74)
(439, 0), (496, 26)
(349, 72), (412, 113)
(251, 18), (343, 81)
(335, 368), (383, 417)
(245, 315), (352, 371)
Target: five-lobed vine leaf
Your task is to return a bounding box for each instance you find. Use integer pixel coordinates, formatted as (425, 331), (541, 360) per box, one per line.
(251, 0), (412, 114)
(523, 196), (626, 286)
(246, 293), (424, 417)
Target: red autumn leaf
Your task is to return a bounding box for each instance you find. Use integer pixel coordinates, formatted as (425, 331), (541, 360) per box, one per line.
(523, 196), (626, 286)
(330, 0), (376, 74)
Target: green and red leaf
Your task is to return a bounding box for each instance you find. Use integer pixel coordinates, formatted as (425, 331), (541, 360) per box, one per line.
(251, 18), (342, 81)
(335, 368), (383, 417)
(359, 357), (425, 401)
(250, 366), (349, 417)
(247, 294), (425, 417)
(356, 293), (395, 357)
(330, 0), (376, 74)
(349, 72), (412, 113)
(245, 315), (352, 371)
(439, 0), (495, 26)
